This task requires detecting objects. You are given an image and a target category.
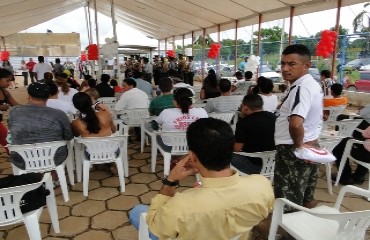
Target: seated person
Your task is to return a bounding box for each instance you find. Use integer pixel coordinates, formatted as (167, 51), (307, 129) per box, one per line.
(46, 82), (77, 114)
(320, 69), (334, 96)
(232, 71), (254, 95)
(200, 69), (220, 100)
(323, 83), (348, 121)
(258, 76), (278, 113)
(155, 88), (208, 151)
(8, 82), (73, 169)
(96, 74), (114, 97)
(204, 78), (243, 113)
(129, 118), (274, 240)
(84, 88), (111, 113)
(110, 79), (123, 93)
(149, 77), (174, 116)
(231, 94), (276, 174)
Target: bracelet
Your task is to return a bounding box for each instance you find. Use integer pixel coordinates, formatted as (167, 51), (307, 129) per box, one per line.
(162, 177), (179, 187)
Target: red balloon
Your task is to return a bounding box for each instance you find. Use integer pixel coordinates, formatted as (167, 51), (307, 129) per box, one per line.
(0, 51), (10, 61)
(87, 44), (99, 60)
(81, 54), (87, 61)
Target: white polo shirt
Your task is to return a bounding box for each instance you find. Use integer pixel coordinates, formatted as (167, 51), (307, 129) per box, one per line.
(275, 74), (323, 145)
(115, 87), (149, 110)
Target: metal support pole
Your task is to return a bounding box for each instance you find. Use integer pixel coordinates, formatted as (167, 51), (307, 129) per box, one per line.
(257, 14), (262, 77)
(217, 24), (221, 78)
(331, 0), (342, 79)
(288, 6), (295, 45)
(158, 40), (160, 57)
(202, 28), (206, 80)
(182, 34), (185, 55)
(234, 20), (238, 73)
(191, 31), (194, 57)
(111, 0), (120, 81)
(94, 0), (101, 78)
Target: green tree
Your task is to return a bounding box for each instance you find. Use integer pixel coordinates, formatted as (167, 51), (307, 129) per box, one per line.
(252, 26), (288, 54)
(353, 2), (370, 33)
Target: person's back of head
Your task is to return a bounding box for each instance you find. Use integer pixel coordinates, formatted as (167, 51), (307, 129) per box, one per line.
(88, 78), (97, 88)
(320, 69), (331, 79)
(48, 82), (59, 96)
(242, 94), (263, 111)
(85, 88), (100, 101)
(84, 74), (92, 81)
(133, 70), (143, 79)
(110, 79), (118, 87)
(55, 58), (61, 64)
(158, 77), (173, 93)
(27, 82), (51, 101)
(187, 118), (234, 171)
(55, 74), (69, 95)
(100, 74), (110, 83)
(174, 87), (193, 114)
(0, 68), (13, 79)
(331, 83), (343, 97)
(124, 78), (137, 88)
(72, 92), (101, 134)
(219, 78), (231, 93)
(38, 56), (44, 63)
(245, 71), (253, 80)
(258, 77), (274, 94)
(282, 44), (311, 61)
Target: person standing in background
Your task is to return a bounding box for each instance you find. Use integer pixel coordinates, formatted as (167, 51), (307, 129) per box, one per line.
(26, 58), (36, 83)
(33, 56), (53, 82)
(19, 60), (29, 86)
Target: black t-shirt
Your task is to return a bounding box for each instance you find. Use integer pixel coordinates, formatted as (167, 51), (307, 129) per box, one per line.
(235, 111), (276, 153)
(95, 83), (115, 97)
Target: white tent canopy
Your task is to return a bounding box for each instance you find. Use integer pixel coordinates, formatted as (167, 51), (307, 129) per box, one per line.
(0, 0), (367, 41)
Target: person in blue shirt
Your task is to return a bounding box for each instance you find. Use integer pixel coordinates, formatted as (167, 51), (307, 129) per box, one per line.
(238, 56), (249, 72)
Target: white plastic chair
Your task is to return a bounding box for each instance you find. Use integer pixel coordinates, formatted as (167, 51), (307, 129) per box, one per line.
(75, 136), (127, 196)
(323, 105), (346, 129)
(152, 131), (188, 176)
(335, 138), (370, 200)
(208, 112), (235, 124)
(116, 108), (150, 127)
(97, 97), (117, 111)
(140, 117), (157, 153)
(321, 119), (362, 138)
(8, 141), (74, 202)
(0, 172), (60, 240)
(268, 185), (370, 240)
(231, 151), (276, 181)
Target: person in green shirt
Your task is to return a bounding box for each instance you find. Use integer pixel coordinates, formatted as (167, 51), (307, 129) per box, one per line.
(149, 77), (174, 116)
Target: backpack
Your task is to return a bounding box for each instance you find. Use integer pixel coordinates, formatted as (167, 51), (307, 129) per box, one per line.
(0, 173), (50, 213)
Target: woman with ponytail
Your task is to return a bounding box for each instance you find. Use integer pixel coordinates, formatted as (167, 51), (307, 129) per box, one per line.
(71, 92), (116, 137)
(56, 73), (78, 103)
(156, 88), (208, 150)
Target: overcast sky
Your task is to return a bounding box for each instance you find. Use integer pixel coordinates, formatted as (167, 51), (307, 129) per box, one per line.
(21, 3), (367, 50)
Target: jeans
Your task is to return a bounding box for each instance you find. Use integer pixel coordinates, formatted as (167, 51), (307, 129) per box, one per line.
(231, 153), (262, 174)
(129, 204), (159, 240)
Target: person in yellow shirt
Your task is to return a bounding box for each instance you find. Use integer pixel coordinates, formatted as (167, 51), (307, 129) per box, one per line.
(129, 118), (275, 240)
(323, 83), (348, 121)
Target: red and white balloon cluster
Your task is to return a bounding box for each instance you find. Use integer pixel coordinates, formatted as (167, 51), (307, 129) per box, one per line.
(316, 30), (338, 58)
(208, 43), (222, 59)
(166, 50), (176, 58)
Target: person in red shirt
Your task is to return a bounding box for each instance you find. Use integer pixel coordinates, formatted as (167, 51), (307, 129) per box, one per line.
(110, 79), (123, 93)
(25, 58), (36, 83)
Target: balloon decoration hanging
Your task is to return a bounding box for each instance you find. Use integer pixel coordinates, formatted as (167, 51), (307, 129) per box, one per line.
(0, 51), (10, 61)
(87, 44), (99, 60)
(80, 54), (87, 61)
(166, 50), (176, 58)
(316, 30), (338, 58)
(207, 43), (222, 59)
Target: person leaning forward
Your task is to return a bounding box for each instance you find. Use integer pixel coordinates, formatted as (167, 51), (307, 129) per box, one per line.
(129, 118), (274, 239)
(274, 44), (323, 210)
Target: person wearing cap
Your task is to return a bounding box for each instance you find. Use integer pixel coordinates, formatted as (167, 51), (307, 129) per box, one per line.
(8, 82), (73, 170)
(168, 70), (195, 96)
(238, 56), (249, 72)
(184, 56), (195, 86)
(33, 56), (53, 82)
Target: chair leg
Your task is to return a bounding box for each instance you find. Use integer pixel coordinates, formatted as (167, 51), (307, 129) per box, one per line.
(325, 163), (333, 194)
(83, 160), (91, 197)
(23, 212), (42, 240)
(163, 153), (171, 176)
(115, 158), (126, 193)
(151, 137), (158, 173)
(66, 157), (75, 186)
(139, 212), (151, 240)
(55, 166), (69, 202)
(74, 142), (83, 183)
(123, 138), (129, 177)
(44, 176), (60, 233)
(140, 124), (145, 153)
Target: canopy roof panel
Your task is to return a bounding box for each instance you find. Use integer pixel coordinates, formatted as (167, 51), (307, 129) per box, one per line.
(0, 0), (367, 40)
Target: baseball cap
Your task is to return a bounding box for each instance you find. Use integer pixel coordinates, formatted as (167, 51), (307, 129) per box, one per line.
(27, 82), (50, 99)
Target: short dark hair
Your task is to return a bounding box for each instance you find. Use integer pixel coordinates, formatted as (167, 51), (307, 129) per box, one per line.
(0, 69), (13, 79)
(158, 77), (173, 92)
(38, 56), (44, 63)
(100, 74), (110, 83)
(282, 44), (311, 61)
(55, 58), (61, 64)
(187, 118), (234, 171)
(88, 78), (97, 88)
(133, 71), (143, 78)
(48, 82), (59, 96)
(219, 78), (231, 93)
(320, 70), (331, 78)
(242, 94), (263, 110)
(331, 83), (343, 96)
(110, 79), (118, 87)
(245, 71), (253, 79)
(124, 78), (136, 88)
(258, 77), (274, 94)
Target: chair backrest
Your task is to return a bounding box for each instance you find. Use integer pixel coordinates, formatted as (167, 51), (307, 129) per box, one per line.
(337, 119), (363, 137)
(75, 136), (126, 162)
(324, 105), (346, 122)
(208, 112), (235, 124)
(113, 119), (130, 136)
(116, 108), (150, 127)
(233, 150), (276, 180)
(318, 137), (344, 152)
(160, 131), (188, 155)
(0, 173), (48, 226)
(98, 97), (117, 111)
(8, 141), (68, 172)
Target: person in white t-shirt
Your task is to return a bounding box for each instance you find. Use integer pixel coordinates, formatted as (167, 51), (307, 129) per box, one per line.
(274, 44), (323, 211)
(156, 88), (208, 150)
(33, 56), (53, 82)
(46, 82), (76, 114)
(257, 76), (278, 113)
(115, 78), (149, 111)
(55, 73), (78, 103)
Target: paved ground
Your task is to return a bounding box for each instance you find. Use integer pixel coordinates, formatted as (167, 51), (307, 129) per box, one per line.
(0, 81), (369, 240)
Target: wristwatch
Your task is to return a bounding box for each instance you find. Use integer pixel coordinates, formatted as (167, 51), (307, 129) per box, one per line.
(162, 177), (179, 187)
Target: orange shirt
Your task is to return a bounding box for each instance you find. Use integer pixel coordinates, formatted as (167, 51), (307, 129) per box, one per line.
(323, 97), (348, 107)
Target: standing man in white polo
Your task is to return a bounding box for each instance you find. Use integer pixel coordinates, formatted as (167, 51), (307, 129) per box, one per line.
(274, 44), (323, 210)
(33, 56), (53, 82)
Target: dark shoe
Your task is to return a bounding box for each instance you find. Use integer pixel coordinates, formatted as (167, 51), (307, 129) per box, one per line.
(331, 174), (354, 185)
(303, 199), (318, 209)
(353, 175), (365, 185)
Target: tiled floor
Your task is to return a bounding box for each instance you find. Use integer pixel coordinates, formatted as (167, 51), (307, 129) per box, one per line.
(0, 84), (369, 239)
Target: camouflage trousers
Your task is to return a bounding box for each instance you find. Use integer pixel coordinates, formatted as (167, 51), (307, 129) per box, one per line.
(274, 144), (319, 209)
